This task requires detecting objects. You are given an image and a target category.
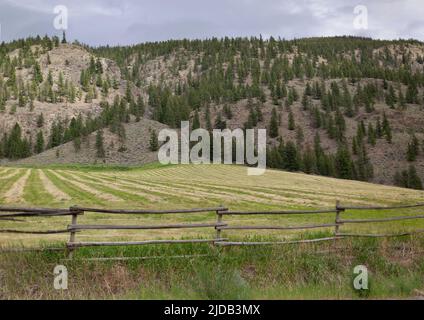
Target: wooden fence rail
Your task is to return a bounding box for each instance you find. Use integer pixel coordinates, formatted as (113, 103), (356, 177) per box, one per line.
(1, 202), (424, 257)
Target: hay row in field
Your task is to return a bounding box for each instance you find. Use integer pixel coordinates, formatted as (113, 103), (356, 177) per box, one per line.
(1, 165), (424, 208)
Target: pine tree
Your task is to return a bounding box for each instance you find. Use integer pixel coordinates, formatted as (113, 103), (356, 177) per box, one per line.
(352, 136), (359, 155)
(408, 165), (423, 190)
(223, 104), (233, 119)
(367, 123), (376, 146)
(335, 145), (353, 179)
(334, 108), (346, 141)
(214, 112), (226, 130)
(356, 144), (374, 181)
(61, 31), (67, 44)
(283, 141), (300, 171)
(385, 85), (396, 108)
(398, 89), (406, 109)
(302, 91), (309, 110)
(288, 109), (295, 131)
(269, 107), (279, 138)
(407, 134), (420, 161)
(5, 123), (31, 159)
(136, 95), (145, 119)
(326, 115), (337, 139)
(149, 129), (159, 151)
(95, 130), (105, 158)
(73, 137), (81, 152)
(192, 110), (200, 130)
(204, 106), (212, 132)
(382, 113), (392, 143)
(255, 104), (263, 122)
(406, 83), (418, 104)
(393, 165), (423, 190)
(302, 145), (317, 174)
(35, 131), (44, 154)
(33, 62), (43, 84)
(311, 107), (322, 128)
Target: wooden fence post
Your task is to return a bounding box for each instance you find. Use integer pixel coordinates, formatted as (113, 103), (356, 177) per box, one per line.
(335, 200), (342, 236)
(215, 205), (224, 243)
(67, 206), (80, 259)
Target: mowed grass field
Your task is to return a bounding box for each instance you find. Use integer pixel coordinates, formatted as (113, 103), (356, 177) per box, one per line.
(1, 164), (424, 247)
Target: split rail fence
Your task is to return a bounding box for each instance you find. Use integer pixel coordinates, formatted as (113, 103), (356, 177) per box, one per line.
(1, 201), (424, 258)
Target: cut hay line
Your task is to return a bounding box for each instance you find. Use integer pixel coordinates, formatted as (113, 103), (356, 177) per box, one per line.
(58, 171), (160, 204)
(104, 176), (243, 203)
(96, 173), (209, 202)
(38, 170), (71, 201)
(141, 179), (333, 207)
(136, 179), (284, 205)
(69, 172), (162, 202)
(131, 165), (424, 205)
(199, 181), (384, 207)
(44, 171), (105, 206)
(65, 172), (151, 204)
(21, 170), (56, 206)
(3, 170), (31, 204)
(52, 171), (122, 202)
(0, 168), (12, 176)
(99, 170), (355, 207)
(0, 169), (21, 181)
(120, 170), (347, 207)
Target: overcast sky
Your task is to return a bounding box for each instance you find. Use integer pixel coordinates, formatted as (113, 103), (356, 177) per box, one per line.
(0, 0), (423, 46)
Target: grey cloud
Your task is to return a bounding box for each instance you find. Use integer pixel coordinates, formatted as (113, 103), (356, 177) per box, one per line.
(0, 0), (422, 45)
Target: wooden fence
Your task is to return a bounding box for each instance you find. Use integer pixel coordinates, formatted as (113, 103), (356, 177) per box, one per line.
(1, 202), (424, 258)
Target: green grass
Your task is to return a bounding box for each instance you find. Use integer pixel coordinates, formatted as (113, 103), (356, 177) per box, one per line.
(1, 236), (424, 300)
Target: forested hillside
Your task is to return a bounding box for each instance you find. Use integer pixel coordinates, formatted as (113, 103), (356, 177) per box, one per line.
(1, 35), (424, 189)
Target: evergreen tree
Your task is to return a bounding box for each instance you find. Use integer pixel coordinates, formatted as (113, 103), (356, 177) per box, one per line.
(382, 112), (392, 143)
(408, 165), (423, 190)
(335, 145), (353, 179)
(283, 141), (300, 171)
(95, 130), (105, 158)
(214, 112), (227, 130)
(204, 106), (212, 132)
(35, 131), (44, 154)
(61, 31), (67, 44)
(223, 104), (233, 119)
(288, 109), (295, 131)
(192, 110), (200, 130)
(394, 165), (423, 190)
(356, 144), (374, 181)
(269, 107), (279, 138)
(367, 123), (376, 146)
(407, 134), (420, 162)
(149, 129), (159, 151)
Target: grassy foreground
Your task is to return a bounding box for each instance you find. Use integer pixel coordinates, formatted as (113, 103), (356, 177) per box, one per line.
(1, 236), (424, 299)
